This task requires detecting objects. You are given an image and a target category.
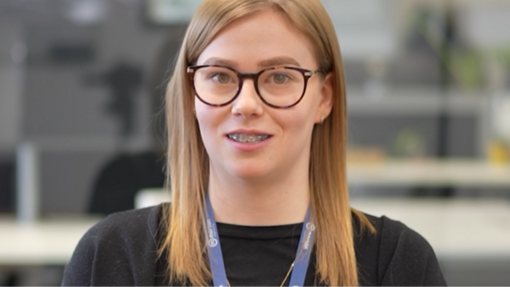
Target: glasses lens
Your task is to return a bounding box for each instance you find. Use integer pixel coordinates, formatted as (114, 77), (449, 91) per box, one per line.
(258, 68), (305, 107)
(193, 66), (238, 105)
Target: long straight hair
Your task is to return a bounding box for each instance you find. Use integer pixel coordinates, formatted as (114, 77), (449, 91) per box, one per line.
(162, 0), (374, 285)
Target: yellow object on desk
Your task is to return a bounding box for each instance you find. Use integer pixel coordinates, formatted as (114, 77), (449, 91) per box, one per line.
(488, 140), (509, 165)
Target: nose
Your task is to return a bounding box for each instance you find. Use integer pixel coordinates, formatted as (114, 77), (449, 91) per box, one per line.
(231, 78), (263, 117)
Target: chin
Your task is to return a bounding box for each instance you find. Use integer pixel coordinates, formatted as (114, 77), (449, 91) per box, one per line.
(229, 165), (272, 181)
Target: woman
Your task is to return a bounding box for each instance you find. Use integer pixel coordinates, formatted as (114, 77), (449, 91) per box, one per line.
(63, 0), (446, 286)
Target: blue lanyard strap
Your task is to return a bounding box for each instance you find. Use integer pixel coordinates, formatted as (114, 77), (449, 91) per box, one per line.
(205, 195), (229, 287)
(288, 207), (315, 287)
(204, 194), (315, 287)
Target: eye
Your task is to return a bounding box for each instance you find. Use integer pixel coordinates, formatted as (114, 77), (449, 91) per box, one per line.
(271, 73), (289, 84)
(211, 73), (234, 84)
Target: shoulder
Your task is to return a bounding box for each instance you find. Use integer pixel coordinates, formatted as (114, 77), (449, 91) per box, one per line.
(353, 212), (447, 286)
(363, 214), (434, 257)
(85, 203), (163, 240)
(62, 204), (168, 286)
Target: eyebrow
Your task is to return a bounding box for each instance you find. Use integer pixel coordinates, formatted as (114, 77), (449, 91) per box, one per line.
(202, 56), (301, 68)
(202, 57), (236, 67)
(258, 57), (300, 68)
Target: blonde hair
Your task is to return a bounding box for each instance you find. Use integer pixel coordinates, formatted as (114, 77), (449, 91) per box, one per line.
(162, 0), (374, 285)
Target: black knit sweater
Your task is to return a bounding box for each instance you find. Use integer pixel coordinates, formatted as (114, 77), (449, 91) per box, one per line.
(62, 204), (446, 286)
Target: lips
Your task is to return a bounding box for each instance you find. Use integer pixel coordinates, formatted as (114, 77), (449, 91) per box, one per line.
(226, 130), (272, 144)
(228, 134), (270, 143)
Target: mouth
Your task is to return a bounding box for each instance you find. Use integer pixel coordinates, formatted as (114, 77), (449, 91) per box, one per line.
(227, 133), (271, 143)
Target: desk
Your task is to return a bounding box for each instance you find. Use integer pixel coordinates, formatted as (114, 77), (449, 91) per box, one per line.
(351, 198), (510, 260)
(1, 199), (509, 265)
(347, 160), (510, 188)
(0, 218), (99, 265)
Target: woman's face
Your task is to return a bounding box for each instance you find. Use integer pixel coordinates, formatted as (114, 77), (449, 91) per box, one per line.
(194, 9), (332, 183)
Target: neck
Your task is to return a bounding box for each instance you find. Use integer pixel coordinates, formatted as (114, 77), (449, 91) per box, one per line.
(208, 171), (310, 226)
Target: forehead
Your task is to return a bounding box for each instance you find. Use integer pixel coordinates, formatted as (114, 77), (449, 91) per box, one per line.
(196, 9), (317, 69)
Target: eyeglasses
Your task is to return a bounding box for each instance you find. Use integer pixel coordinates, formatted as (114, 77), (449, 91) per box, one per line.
(187, 65), (322, 109)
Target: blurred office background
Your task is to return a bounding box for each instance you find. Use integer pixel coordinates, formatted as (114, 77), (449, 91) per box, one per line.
(0, 0), (509, 285)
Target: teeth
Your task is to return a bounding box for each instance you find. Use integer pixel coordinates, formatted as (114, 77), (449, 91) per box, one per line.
(228, 134), (269, 143)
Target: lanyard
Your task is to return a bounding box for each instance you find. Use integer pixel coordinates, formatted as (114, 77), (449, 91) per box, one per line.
(204, 194), (315, 287)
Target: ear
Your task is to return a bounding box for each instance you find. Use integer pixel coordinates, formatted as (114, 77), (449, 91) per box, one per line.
(315, 72), (334, 123)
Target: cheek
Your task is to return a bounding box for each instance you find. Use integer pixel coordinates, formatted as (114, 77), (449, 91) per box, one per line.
(295, 91), (321, 124)
(195, 105), (213, 140)
(286, 98), (321, 138)
(195, 103), (225, 148)
(279, 109), (315, 140)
